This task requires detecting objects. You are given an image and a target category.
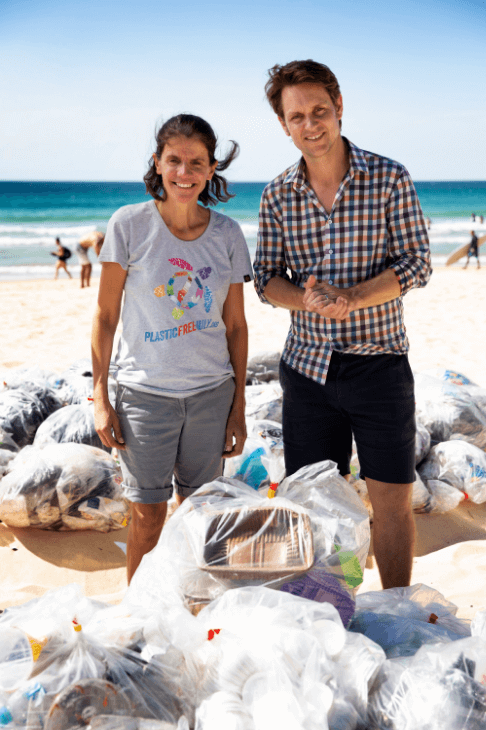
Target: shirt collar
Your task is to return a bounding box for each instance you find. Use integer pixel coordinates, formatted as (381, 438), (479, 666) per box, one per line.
(283, 137), (369, 190)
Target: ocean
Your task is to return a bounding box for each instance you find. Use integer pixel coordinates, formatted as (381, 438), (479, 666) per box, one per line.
(1, 180), (485, 281)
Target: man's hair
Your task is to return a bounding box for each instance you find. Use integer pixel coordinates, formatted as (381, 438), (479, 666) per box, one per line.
(265, 60), (341, 119)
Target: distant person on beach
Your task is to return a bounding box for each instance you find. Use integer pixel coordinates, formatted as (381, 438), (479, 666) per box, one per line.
(426, 217), (432, 229)
(92, 114), (252, 583)
(471, 213), (476, 222)
(76, 231), (105, 288)
(50, 237), (72, 279)
(254, 60), (432, 591)
(463, 231), (480, 269)
(480, 215), (484, 224)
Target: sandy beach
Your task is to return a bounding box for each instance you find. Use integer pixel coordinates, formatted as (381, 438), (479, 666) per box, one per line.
(1, 267), (486, 618)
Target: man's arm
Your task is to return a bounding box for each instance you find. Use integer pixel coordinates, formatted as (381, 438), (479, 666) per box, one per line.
(304, 168), (431, 318)
(266, 275), (351, 318)
(253, 185), (292, 304)
(302, 269), (400, 317)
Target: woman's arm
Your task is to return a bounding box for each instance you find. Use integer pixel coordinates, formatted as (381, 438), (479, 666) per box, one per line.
(221, 282), (248, 458)
(91, 262), (127, 449)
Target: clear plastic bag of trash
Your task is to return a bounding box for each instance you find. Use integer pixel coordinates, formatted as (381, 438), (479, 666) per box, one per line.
(367, 637), (486, 730)
(245, 352), (281, 385)
(354, 584), (471, 635)
(224, 421), (285, 494)
(5, 630), (184, 730)
(53, 372), (94, 406)
(426, 479), (465, 513)
(0, 583), (189, 730)
(3, 367), (60, 394)
(245, 382), (283, 423)
(414, 373), (486, 449)
(419, 439), (486, 504)
(127, 477), (323, 621)
(33, 401), (108, 452)
(274, 460), (371, 626)
(192, 587), (353, 730)
(418, 368), (486, 418)
(350, 584), (470, 658)
(129, 464), (368, 626)
(223, 437), (272, 490)
(0, 385), (62, 448)
(329, 630), (386, 727)
(0, 442), (128, 531)
(419, 368), (477, 387)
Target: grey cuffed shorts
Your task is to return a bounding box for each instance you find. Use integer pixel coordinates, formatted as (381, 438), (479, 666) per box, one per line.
(115, 378), (235, 504)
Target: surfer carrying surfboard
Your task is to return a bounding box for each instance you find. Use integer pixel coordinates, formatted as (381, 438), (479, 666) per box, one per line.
(254, 59), (432, 592)
(463, 231), (480, 269)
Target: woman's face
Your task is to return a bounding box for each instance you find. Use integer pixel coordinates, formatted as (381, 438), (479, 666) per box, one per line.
(154, 135), (217, 206)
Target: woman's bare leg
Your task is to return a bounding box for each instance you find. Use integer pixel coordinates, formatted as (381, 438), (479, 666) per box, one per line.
(126, 502), (167, 584)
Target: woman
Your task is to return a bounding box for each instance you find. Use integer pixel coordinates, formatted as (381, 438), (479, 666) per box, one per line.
(92, 115), (252, 583)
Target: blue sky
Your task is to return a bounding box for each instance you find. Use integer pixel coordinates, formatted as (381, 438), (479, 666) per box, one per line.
(1, 0), (485, 181)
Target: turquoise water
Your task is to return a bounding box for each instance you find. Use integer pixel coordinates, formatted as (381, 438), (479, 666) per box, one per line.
(0, 180), (485, 279)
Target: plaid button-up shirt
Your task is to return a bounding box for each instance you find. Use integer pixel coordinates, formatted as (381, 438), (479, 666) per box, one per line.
(253, 139), (432, 385)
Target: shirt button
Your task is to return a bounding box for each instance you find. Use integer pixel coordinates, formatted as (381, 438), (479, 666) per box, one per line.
(329, 280), (333, 285)
(328, 219), (332, 224)
(328, 249), (333, 254)
(328, 336), (333, 341)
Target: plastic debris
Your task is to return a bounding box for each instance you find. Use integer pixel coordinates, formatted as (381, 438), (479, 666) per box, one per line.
(415, 373), (486, 449)
(0, 443), (128, 531)
(244, 383), (283, 423)
(367, 637), (486, 729)
(245, 352), (281, 385)
(33, 402), (109, 452)
(419, 439), (486, 504)
(0, 385), (62, 448)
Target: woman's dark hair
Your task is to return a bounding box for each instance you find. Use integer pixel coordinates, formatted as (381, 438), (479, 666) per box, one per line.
(144, 114), (239, 206)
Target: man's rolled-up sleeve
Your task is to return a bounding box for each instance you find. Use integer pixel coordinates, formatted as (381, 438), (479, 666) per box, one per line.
(386, 169), (432, 295)
(253, 186), (290, 303)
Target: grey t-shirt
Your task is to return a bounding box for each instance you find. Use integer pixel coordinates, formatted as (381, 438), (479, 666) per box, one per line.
(99, 200), (253, 397)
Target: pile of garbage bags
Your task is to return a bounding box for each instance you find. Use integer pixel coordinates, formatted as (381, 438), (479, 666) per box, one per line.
(1, 579), (486, 730)
(0, 365), (123, 532)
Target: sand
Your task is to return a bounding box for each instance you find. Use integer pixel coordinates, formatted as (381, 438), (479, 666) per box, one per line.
(1, 267), (486, 618)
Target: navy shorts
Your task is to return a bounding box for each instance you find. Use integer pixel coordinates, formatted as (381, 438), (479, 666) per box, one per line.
(280, 352), (416, 484)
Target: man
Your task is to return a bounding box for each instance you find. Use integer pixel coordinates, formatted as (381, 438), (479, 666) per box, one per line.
(253, 60), (432, 589)
(463, 231), (480, 269)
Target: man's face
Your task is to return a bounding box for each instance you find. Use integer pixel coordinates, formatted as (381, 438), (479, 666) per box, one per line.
(278, 83), (343, 161)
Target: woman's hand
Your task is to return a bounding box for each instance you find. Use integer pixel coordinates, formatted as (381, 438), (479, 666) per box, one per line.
(223, 403), (247, 458)
(94, 400), (126, 450)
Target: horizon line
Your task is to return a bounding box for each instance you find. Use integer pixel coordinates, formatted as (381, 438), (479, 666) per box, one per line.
(2, 178), (486, 185)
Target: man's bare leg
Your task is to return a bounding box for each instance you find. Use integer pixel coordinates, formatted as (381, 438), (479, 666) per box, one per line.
(365, 478), (415, 589)
(126, 502), (167, 584)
